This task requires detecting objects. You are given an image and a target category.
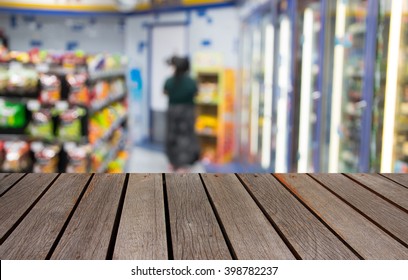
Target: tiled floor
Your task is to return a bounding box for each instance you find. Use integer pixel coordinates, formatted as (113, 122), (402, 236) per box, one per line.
(127, 142), (266, 173)
(128, 145), (206, 173)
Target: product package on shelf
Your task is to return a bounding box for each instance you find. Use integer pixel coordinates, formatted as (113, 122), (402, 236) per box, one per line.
(6, 63), (39, 94)
(67, 73), (89, 106)
(89, 102), (126, 144)
(31, 142), (60, 173)
(39, 74), (61, 104)
(64, 142), (91, 173)
(107, 150), (128, 173)
(0, 99), (26, 128)
(1, 141), (31, 172)
(26, 104), (55, 140)
(57, 106), (86, 142)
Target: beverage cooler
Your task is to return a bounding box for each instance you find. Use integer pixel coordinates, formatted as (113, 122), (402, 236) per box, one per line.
(294, 0), (323, 172)
(326, 0), (381, 173)
(238, 2), (275, 171)
(375, 0), (408, 172)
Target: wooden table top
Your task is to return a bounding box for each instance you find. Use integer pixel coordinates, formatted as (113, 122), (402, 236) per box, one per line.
(0, 173), (407, 260)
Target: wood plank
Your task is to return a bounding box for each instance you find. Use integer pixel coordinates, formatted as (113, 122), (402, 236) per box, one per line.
(51, 174), (126, 260)
(113, 174), (167, 260)
(0, 173), (25, 196)
(347, 174), (408, 211)
(166, 174), (231, 260)
(381, 174), (408, 188)
(0, 173), (8, 181)
(276, 174), (408, 259)
(0, 173), (58, 243)
(201, 174), (295, 260)
(238, 174), (359, 260)
(0, 174), (91, 259)
(311, 174), (408, 246)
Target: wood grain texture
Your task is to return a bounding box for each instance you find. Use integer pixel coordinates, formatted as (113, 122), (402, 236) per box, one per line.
(0, 174), (91, 259)
(166, 174), (231, 260)
(276, 174), (408, 259)
(311, 174), (408, 246)
(0, 173), (25, 196)
(0, 173), (8, 181)
(346, 174), (408, 211)
(51, 174), (125, 260)
(202, 174), (295, 260)
(381, 174), (408, 188)
(0, 173), (58, 243)
(238, 174), (358, 260)
(113, 174), (167, 260)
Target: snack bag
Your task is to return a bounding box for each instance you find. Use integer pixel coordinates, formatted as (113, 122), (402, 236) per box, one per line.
(27, 108), (54, 140)
(0, 100), (26, 128)
(67, 73), (89, 105)
(2, 141), (31, 172)
(31, 142), (60, 173)
(64, 143), (90, 173)
(40, 74), (61, 104)
(57, 107), (86, 142)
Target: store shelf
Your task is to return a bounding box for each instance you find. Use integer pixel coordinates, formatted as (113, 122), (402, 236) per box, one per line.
(89, 93), (126, 114)
(0, 96), (39, 104)
(88, 69), (126, 81)
(196, 101), (219, 106)
(96, 131), (127, 173)
(0, 134), (87, 144)
(92, 114), (128, 149)
(197, 131), (218, 138)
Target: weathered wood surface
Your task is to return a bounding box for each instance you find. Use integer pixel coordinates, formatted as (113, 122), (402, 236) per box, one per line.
(0, 173), (25, 196)
(0, 173), (58, 243)
(311, 174), (408, 246)
(381, 174), (408, 188)
(51, 174), (126, 260)
(166, 174), (231, 260)
(1, 173), (407, 260)
(0, 174), (91, 259)
(346, 174), (408, 211)
(202, 174), (295, 260)
(238, 174), (359, 260)
(276, 174), (408, 259)
(113, 174), (167, 260)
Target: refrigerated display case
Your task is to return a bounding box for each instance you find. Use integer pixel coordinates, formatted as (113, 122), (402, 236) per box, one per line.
(328, 0), (369, 172)
(238, 22), (252, 161)
(379, 0), (408, 172)
(274, 1), (293, 173)
(295, 0), (322, 172)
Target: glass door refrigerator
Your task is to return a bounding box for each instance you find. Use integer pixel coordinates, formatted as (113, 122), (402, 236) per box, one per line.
(328, 0), (372, 172)
(259, 11), (275, 170)
(238, 21), (253, 163)
(376, 0), (408, 172)
(295, 0), (323, 172)
(271, 0), (296, 173)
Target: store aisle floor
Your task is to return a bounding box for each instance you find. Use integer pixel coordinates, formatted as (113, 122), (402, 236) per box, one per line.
(128, 145), (206, 173)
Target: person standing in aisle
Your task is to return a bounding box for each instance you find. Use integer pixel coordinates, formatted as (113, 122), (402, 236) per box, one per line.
(164, 56), (200, 172)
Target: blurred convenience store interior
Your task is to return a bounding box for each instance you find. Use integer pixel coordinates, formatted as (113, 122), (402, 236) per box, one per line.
(0, 0), (407, 173)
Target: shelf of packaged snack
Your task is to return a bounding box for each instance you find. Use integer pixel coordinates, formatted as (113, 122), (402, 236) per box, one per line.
(96, 131), (127, 173)
(88, 68), (126, 81)
(92, 114), (128, 150)
(89, 92), (127, 115)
